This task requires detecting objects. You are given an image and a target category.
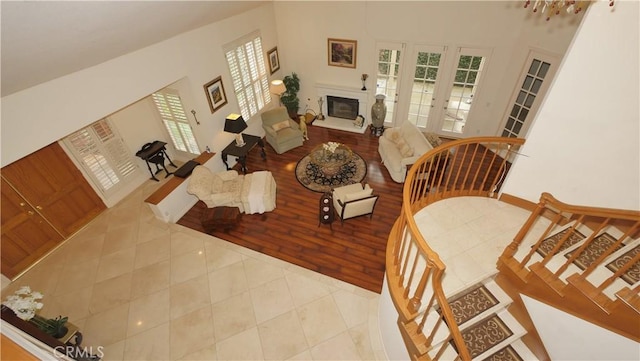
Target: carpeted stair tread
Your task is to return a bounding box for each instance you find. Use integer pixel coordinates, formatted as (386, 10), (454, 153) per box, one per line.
(536, 228), (585, 258)
(455, 313), (514, 359)
(445, 284), (500, 325)
(605, 244), (640, 285)
(481, 344), (523, 361)
(564, 232), (624, 270)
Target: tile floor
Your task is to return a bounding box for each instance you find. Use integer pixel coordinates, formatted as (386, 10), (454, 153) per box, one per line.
(2, 179), (533, 360)
(2, 180), (385, 361)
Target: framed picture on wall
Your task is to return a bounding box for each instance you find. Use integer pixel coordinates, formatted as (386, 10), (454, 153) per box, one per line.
(328, 38), (357, 68)
(267, 47), (280, 74)
(203, 76), (227, 113)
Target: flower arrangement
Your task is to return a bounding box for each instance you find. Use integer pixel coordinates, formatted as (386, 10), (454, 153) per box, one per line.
(2, 286), (43, 321)
(323, 142), (341, 153)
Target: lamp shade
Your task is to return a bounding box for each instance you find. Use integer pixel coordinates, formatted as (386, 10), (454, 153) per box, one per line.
(224, 114), (248, 134)
(269, 80), (286, 96)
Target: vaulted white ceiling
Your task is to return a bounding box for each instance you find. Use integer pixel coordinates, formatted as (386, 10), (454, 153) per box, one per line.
(1, 1), (268, 97)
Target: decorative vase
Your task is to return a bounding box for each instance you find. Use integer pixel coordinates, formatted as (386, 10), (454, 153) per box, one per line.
(371, 94), (387, 128)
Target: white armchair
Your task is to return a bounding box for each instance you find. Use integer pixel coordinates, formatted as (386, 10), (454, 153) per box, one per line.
(332, 183), (379, 224)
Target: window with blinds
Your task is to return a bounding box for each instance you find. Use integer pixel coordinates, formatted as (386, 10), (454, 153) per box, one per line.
(151, 89), (200, 155)
(225, 33), (271, 120)
(64, 118), (137, 195)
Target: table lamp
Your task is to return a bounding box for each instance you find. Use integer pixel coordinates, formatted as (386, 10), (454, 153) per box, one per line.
(269, 79), (286, 105)
(224, 113), (248, 147)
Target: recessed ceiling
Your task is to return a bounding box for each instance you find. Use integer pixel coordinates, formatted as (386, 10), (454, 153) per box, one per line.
(1, 1), (268, 97)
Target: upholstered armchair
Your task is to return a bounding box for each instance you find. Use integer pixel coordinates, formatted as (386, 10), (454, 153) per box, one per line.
(261, 107), (304, 154)
(186, 166), (277, 214)
(332, 183), (379, 224)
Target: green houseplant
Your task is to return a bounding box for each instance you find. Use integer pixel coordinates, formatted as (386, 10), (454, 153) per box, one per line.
(280, 73), (300, 118)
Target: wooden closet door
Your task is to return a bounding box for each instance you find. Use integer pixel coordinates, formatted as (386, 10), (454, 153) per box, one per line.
(1, 178), (64, 279)
(1, 142), (106, 238)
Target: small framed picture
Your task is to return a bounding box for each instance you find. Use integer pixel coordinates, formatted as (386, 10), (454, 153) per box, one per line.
(267, 47), (280, 75)
(328, 38), (357, 68)
(203, 76), (227, 113)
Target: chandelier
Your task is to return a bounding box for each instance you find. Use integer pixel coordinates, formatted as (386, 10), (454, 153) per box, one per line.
(524, 1), (615, 21)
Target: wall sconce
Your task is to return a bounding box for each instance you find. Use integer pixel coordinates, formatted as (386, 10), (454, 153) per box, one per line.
(269, 79), (286, 105)
(224, 113), (248, 147)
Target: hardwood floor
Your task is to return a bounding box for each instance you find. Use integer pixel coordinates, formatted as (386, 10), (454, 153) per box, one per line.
(178, 124), (404, 293)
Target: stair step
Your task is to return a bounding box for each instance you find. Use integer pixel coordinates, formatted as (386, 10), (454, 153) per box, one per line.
(462, 310), (526, 360)
(443, 280), (512, 326)
(615, 287), (640, 313)
(481, 339), (539, 361)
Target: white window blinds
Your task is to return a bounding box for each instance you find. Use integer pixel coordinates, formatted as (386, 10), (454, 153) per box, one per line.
(225, 33), (271, 120)
(152, 89), (200, 154)
(64, 118), (137, 195)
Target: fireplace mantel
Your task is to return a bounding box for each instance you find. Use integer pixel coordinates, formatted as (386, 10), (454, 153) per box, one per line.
(315, 83), (369, 134)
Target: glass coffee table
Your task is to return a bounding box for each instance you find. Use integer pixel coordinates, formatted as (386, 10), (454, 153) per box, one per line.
(310, 142), (353, 177)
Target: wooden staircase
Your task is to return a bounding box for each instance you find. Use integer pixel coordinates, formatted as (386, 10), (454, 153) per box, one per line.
(497, 193), (640, 341)
(385, 137), (640, 360)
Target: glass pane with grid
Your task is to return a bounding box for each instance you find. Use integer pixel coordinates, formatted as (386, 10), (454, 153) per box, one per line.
(409, 51), (442, 127)
(226, 35), (271, 120)
(502, 58), (550, 137)
(442, 54), (485, 133)
(152, 91), (199, 154)
(376, 48), (401, 122)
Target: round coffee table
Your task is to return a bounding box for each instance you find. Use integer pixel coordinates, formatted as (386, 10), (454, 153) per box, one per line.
(310, 142), (353, 177)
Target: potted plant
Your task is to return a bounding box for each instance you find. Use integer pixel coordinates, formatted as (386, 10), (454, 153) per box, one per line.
(280, 72), (300, 118)
(30, 315), (69, 338)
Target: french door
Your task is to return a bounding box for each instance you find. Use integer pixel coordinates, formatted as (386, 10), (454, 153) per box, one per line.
(405, 46), (490, 137)
(374, 42), (405, 125)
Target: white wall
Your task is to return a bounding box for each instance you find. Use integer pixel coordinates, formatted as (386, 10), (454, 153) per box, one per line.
(502, 0), (640, 210)
(1, 3), (278, 168)
(522, 295), (640, 361)
(272, 1), (580, 136)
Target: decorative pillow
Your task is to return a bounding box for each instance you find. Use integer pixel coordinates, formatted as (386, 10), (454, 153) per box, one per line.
(396, 139), (414, 157)
(387, 129), (402, 144)
(271, 120), (291, 131)
(424, 132), (442, 148)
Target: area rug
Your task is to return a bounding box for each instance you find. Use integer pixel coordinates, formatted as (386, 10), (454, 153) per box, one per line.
(295, 151), (367, 193)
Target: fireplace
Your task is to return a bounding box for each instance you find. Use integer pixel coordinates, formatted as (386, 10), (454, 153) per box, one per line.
(327, 96), (359, 120)
(315, 83), (369, 134)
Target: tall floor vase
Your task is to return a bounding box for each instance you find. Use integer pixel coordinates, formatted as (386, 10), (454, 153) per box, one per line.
(371, 94), (386, 136)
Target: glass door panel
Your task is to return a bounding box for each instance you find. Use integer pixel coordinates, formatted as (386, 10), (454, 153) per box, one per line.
(375, 42), (404, 125)
(408, 50), (444, 128)
(442, 52), (487, 134)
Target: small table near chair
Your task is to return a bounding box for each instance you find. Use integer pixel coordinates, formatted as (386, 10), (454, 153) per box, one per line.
(221, 134), (266, 174)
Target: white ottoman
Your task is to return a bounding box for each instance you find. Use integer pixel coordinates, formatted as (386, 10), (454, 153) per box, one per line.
(241, 171), (276, 214)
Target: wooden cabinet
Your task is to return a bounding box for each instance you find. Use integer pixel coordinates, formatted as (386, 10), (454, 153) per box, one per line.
(1, 142), (106, 279)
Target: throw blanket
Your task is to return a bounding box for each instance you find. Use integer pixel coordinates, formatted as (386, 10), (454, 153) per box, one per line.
(247, 171), (268, 214)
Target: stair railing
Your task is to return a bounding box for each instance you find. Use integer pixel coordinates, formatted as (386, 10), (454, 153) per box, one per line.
(386, 136), (525, 360)
(499, 192), (640, 334)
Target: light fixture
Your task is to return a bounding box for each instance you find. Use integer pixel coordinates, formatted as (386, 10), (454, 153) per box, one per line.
(224, 113), (248, 147)
(524, 0), (615, 21)
(269, 79), (286, 105)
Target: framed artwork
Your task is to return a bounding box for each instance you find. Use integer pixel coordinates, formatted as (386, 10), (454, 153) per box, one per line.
(203, 76), (227, 113)
(328, 38), (357, 68)
(267, 47), (280, 74)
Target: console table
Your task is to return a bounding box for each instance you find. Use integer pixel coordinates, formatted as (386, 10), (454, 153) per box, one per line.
(135, 140), (177, 181)
(221, 134), (266, 174)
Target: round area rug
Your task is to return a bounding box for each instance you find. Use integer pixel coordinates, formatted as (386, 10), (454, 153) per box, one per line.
(295, 151), (367, 193)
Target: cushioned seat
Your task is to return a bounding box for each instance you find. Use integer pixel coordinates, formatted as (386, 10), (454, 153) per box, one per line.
(186, 166), (276, 214)
(261, 107), (304, 154)
(332, 183), (379, 224)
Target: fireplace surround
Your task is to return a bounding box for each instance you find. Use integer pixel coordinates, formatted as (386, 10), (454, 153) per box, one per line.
(315, 83), (369, 134)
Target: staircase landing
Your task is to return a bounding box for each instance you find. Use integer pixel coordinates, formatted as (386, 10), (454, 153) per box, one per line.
(414, 197), (533, 295)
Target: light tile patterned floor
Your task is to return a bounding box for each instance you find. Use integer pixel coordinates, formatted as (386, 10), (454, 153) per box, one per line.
(3, 177), (531, 360)
(2, 181), (385, 361)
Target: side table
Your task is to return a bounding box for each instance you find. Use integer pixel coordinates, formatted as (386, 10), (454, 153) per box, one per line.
(318, 192), (334, 229)
(221, 134), (266, 174)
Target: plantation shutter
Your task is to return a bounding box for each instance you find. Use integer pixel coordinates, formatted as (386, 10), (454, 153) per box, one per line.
(152, 90), (200, 154)
(225, 32), (271, 120)
(64, 118), (137, 195)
